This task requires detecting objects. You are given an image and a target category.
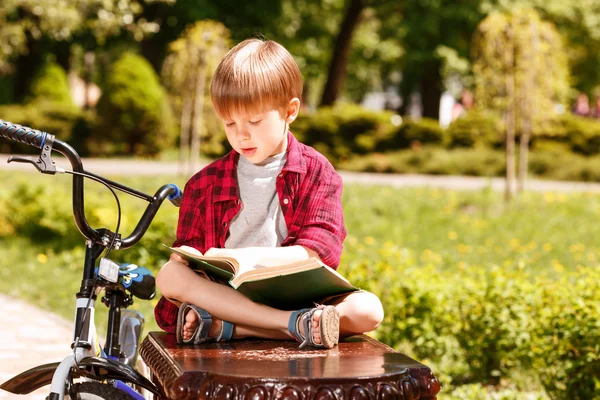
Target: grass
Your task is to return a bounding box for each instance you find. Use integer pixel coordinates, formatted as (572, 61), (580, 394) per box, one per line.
(1, 169), (600, 342)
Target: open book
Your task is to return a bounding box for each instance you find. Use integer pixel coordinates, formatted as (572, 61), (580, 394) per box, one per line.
(164, 245), (358, 310)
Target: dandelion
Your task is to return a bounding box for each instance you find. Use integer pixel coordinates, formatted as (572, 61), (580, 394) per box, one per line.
(37, 254), (48, 264)
(543, 192), (555, 203)
(543, 243), (553, 252)
(448, 231), (458, 240)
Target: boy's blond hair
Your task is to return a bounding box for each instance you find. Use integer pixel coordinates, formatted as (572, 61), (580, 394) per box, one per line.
(210, 38), (303, 120)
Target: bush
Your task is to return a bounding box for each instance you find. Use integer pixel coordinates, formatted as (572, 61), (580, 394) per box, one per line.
(340, 147), (505, 177)
(293, 104), (395, 164)
(447, 110), (504, 148)
(534, 115), (600, 156)
(377, 118), (445, 151)
(341, 239), (600, 399)
(0, 101), (80, 154)
(27, 60), (73, 106)
(97, 52), (175, 156)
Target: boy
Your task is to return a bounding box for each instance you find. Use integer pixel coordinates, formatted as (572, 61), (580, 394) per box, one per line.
(155, 38), (384, 349)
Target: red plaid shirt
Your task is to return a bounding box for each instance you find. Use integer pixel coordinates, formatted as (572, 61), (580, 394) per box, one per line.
(154, 132), (346, 332)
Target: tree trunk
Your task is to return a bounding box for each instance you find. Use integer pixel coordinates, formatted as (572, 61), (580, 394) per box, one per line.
(518, 21), (538, 193)
(83, 51), (95, 109)
(319, 0), (365, 107)
(420, 62), (442, 120)
(14, 35), (43, 102)
(179, 92), (193, 176)
(190, 62), (207, 174)
(505, 40), (516, 202)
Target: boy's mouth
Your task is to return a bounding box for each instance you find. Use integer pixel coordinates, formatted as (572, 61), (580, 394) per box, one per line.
(241, 147), (257, 157)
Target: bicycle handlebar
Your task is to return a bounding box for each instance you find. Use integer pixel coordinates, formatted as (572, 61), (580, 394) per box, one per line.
(0, 119), (181, 249)
(0, 120), (48, 148)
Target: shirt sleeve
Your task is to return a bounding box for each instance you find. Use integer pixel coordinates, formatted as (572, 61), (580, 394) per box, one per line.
(171, 179), (205, 251)
(292, 167), (346, 269)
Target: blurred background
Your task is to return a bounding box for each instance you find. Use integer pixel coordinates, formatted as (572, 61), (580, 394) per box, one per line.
(1, 1), (600, 399)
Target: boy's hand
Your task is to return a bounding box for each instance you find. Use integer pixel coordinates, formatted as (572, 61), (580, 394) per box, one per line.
(170, 245), (203, 266)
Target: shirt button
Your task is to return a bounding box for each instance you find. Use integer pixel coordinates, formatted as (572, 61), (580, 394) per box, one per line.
(236, 199), (241, 205)
(223, 222), (228, 227)
(283, 198), (289, 205)
(278, 173), (284, 178)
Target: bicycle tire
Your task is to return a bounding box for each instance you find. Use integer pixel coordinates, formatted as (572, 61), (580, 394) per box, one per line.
(46, 382), (132, 400)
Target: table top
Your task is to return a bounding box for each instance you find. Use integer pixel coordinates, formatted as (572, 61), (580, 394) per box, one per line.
(140, 332), (440, 400)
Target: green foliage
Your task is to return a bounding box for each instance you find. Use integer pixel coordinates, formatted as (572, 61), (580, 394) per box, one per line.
(534, 114), (600, 156)
(162, 20), (230, 158)
(3, 171), (600, 398)
(0, 101), (80, 147)
(472, 8), (570, 131)
(293, 104), (395, 163)
(97, 52), (175, 156)
(447, 110), (504, 148)
(379, 118), (446, 150)
(27, 60), (73, 105)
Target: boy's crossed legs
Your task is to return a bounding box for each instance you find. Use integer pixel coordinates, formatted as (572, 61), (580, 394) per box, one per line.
(157, 260), (384, 347)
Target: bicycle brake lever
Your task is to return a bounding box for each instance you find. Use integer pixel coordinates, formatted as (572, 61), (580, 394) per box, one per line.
(7, 135), (59, 174)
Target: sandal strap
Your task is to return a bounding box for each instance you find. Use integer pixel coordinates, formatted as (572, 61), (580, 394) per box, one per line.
(217, 321), (235, 341)
(287, 308), (310, 344)
(177, 302), (235, 344)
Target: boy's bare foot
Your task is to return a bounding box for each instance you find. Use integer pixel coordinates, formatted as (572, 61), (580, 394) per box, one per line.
(182, 308), (222, 341)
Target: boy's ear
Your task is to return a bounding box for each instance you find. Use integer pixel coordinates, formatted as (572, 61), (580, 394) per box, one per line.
(285, 98), (301, 124)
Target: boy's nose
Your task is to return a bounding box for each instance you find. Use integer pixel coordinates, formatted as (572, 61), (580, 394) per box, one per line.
(235, 128), (251, 141)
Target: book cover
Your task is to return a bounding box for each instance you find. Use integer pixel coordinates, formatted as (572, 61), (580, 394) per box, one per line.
(164, 245), (358, 310)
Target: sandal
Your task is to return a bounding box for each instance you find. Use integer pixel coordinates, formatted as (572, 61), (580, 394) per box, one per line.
(288, 305), (340, 349)
(176, 302), (234, 344)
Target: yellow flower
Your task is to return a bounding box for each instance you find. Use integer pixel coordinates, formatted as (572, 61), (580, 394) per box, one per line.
(37, 254), (48, 264)
(543, 243), (553, 252)
(364, 236), (375, 245)
(448, 231), (458, 240)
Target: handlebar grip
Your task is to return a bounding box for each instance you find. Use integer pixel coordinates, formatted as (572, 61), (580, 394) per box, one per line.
(166, 184), (182, 207)
(0, 120), (50, 149)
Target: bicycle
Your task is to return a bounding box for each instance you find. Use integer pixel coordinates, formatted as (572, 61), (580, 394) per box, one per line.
(0, 119), (182, 399)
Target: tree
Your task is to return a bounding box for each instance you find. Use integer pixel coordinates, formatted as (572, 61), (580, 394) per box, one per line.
(381, 0), (483, 119)
(162, 21), (230, 175)
(0, 0), (171, 102)
(320, 0), (366, 107)
(97, 52), (175, 155)
(481, 0), (600, 94)
(472, 8), (569, 200)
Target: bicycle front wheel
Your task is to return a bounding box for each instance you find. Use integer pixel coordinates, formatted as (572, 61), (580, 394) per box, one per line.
(64, 382), (132, 400)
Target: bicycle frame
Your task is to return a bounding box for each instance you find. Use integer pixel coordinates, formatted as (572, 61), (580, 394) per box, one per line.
(0, 120), (177, 399)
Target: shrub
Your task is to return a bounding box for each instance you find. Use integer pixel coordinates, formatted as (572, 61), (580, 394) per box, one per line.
(534, 115), (600, 156)
(0, 101), (80, 154)
(27, 60), (73, 106)
(293, 104), (395, 164)
(377, 118), (445, 151)
(96, 52), (175, 156)
(447, 110), (504, 148)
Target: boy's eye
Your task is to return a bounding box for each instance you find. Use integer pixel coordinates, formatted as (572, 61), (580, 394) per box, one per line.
(250, 120), (262, 125)
(225, 122), (235, 127)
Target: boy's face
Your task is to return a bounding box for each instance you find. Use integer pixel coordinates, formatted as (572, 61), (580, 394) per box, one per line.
(222, 98), (300, 164)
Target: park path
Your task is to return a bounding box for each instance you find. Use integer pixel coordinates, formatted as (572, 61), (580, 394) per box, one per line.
(2, 154), (600, 193)
(1, 155), (600, 398)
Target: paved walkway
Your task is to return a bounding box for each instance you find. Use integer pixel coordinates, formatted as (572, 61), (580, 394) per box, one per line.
(2, 154), (600, 193)
(0, 294), (73, 400)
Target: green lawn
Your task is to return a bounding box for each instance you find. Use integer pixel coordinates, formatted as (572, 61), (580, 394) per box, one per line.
(2, 170), (600, 326)
(1, 169), (599, 399)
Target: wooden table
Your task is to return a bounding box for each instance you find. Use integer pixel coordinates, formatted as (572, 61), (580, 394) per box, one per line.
(140, 332), (440, 400)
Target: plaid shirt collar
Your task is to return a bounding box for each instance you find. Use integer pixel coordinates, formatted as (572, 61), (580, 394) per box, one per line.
(214, 131), (305, 203)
